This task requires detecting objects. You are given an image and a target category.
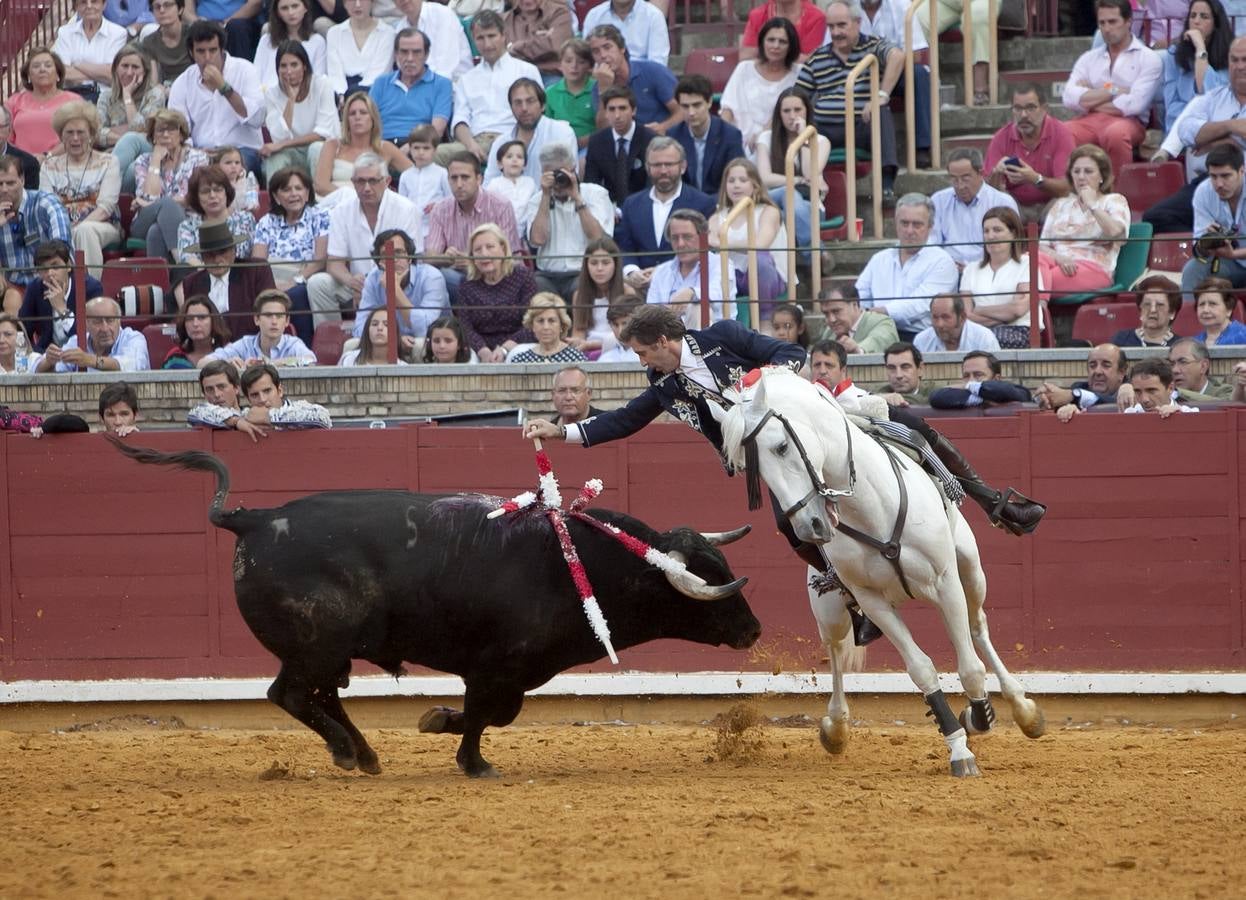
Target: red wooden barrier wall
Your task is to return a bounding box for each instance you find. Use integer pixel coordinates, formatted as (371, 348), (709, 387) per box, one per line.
(0, 411), (1242, 683)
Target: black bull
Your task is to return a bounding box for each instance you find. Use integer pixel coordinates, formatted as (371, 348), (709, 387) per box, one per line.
(112, 442), (761, 777)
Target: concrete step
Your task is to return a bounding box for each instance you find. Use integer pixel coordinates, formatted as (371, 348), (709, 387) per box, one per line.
(937, 100), (1075, 137)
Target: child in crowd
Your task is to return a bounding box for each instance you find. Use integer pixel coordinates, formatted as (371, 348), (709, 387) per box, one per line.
(202, 290), (317, 369)
(545, 38), (597, 152)
(212, 146), (259, 214)
(398, 124), (451, 245)
(596, 300), (641, 364)
(422, 316), (476, 364)
(99, 381), (140, 436)
(484, 140), (536, 228)
(771, 302), (809, 348)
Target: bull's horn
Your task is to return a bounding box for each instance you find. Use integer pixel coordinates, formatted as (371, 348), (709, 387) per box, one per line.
(665, 551), (749, 601)
(699, 525), (752, 546)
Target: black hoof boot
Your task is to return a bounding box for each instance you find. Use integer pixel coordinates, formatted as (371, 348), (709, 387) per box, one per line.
(847, 603), (883, 646)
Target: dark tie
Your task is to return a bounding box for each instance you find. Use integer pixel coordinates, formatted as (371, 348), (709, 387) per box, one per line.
(616, 136), (629, 196)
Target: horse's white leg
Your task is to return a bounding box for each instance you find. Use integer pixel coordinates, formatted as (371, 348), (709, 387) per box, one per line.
(807, 567), (855, 754)
(927, 563), (992, 744)
(853, 590), (980, 777)
(954, 522), (1046, 739)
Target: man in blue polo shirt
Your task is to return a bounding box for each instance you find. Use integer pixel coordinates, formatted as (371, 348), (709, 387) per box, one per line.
(370, 28), (452, 144)
(587, 23), (681, 135)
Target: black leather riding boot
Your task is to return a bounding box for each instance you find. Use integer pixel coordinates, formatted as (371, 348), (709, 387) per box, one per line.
(930, 435), (1046, 536)
(796, 542), (883, 646)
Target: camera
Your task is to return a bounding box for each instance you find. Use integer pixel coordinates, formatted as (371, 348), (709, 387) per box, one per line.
(1197, 228), (1237, 256)
(554, 169), (572, 188)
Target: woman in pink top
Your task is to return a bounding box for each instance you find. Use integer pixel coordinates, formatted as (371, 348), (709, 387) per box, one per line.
(740, 0), (827, 60)
(6, 48), (78, 157)
(1037, 144), (1130, 300)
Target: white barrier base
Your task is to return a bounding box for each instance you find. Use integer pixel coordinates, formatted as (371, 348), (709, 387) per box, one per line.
(2, 671), (1244, 704)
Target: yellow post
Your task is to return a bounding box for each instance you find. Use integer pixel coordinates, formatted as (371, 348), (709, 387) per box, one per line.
(783, 124), (823, 298)
(963, 0), (975, 107)
(720, 197), (757, 327)
(929, 0), (941, 169)
(988, 0), (999, 105)
(843, 54), (883, 240)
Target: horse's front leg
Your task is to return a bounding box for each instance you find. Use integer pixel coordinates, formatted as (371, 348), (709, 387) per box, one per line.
(852, 589), (981, 778)
(807, 566), (856, 754)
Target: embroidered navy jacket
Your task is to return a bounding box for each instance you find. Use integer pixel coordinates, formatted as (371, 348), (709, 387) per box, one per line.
(577, 320), (806, 462)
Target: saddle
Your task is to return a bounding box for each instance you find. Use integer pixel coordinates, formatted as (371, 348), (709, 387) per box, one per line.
(847, 415), (960, 508)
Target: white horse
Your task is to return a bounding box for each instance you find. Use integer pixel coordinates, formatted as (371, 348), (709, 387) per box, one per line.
(721, 368), (1045, 777)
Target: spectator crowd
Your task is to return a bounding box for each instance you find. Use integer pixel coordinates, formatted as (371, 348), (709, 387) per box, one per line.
(2, 0), (1246, 433)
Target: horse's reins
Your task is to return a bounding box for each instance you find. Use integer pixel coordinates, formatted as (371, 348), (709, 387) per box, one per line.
(741, 400), (916, 599)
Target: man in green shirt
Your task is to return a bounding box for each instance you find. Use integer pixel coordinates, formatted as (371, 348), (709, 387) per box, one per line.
(545, 38), (597, 149)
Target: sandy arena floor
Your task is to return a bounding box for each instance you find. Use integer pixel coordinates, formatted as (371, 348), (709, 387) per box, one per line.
(0, 707), (1243, 899)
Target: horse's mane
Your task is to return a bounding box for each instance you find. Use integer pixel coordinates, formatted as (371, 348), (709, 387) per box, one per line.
(722, 368), (841, 473)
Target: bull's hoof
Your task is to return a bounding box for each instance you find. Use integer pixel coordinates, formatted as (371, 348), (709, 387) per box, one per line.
(357, 753), (382, 775)
(818, 716), (850, 755)
(331, 752), (358, 771)
(1015, 702), (1047, 739)
(419, 706), (460, 733)
(949, 756), (981, 778)
(465, 764), (500, 779)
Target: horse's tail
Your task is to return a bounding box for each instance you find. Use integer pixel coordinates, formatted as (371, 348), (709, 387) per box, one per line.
(107, 437), (236, 530)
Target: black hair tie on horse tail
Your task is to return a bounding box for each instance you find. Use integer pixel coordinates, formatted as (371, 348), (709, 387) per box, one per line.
(745, 440), (763, 511)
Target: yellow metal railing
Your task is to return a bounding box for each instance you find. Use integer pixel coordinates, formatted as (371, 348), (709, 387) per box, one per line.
(904, 0), (941, 171)
(783, 124), (822, 300)
(719, 197), (758, 327)
(843, 55), (883, 243)
(959, 0), (998, 108)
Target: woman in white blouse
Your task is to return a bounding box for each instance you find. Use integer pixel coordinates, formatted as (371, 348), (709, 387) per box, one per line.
(254, 0), (327, 86)
(261, 42), (338, 182)
(720, 17), (800, 159)
(960, 206), (1041, 348)
(326, 0), (395, 95)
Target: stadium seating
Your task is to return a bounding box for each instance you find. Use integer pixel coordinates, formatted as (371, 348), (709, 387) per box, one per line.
(1116, 162), (1185, 223)
(683, 47), (739, 99)
(1071, 302), (1138, 345)
(312, 321), (352, 366)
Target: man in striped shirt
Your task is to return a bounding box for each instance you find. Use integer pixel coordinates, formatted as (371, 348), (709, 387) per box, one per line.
(795, 0), (904, 200)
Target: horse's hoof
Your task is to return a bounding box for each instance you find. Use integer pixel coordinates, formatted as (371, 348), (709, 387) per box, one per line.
(818, 716), (850, 755)
(418, 706), (459, 733)
(357, 755), (382, 776)
(959, 704), (995, 735)
(950, 756), (981, 778)
(466, 765), (500, 779)
(1015, 703), (1047, 739)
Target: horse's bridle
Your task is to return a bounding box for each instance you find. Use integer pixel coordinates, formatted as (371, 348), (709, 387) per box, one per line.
(741, 400), (916, 598)
(740, 406), (856, 519)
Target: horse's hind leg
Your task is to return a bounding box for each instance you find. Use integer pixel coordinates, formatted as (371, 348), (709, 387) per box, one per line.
(853, 590), (980, 777)
(955, 520), (1046, 739)
(807, 567), (856, 754)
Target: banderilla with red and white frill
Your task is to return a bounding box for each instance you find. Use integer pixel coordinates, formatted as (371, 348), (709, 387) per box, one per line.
(487, 438), (712, 665)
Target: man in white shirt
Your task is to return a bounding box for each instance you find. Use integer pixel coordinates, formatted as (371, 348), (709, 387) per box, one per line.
(482, 78), (578, 184)
(202, 290), (317, 369)
(167, 20), (263, 174)
(307, 153), (422, 327)
(53, 0), (128, 96)
(442, 10), (542, 165)
(913, 293), (1002, 353)
(525, 143), (613, 302)
(387, 0), (473, 80)
(930, 148), (1019, 267)
(855, 192), (959, 339)
(581, 0), (669, 66)
(645, 209), (734, 326)
(34, 296), (150, 372)
(1062, 0), (1163, 176)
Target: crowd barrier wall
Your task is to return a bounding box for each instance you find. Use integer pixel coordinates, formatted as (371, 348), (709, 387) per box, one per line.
(0, 411), (1242, 684)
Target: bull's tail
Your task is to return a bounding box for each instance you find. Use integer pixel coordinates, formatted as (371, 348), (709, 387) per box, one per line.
(108, 437), (238, 530)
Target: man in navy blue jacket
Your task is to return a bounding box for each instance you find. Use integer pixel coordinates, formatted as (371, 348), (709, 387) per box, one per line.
(668, 74), (745, 197)
(614, 136), (716, 293)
